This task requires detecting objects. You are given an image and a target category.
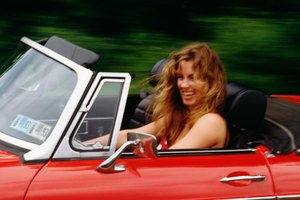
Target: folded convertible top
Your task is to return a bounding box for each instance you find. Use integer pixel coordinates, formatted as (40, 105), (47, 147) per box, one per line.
(39, 36), (100, 68)
(263, 96), (300, 154)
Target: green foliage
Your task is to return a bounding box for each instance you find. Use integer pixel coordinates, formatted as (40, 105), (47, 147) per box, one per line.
(0, 0), (299, 94)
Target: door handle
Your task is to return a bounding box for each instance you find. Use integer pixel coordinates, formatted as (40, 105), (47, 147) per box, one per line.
(220, 175), (266, 183)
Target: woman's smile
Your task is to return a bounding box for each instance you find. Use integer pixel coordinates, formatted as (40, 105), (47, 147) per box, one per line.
(181, 90), (195, 99)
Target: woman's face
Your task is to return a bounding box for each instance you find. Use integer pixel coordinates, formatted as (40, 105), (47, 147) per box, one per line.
(176, 60), (205, 108)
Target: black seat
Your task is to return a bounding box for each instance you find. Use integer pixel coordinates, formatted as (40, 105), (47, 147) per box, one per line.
(128, 58), (168, 128)
(225, 82), (267, 148)
(128, 59), (267, 148)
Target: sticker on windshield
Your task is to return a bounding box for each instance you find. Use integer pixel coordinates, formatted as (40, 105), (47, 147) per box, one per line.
(10, 114), (52, 141)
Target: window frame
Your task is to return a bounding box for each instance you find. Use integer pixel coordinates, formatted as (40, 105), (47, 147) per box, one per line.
(73, 78), (126, 151)
(52, 72), (131, 160)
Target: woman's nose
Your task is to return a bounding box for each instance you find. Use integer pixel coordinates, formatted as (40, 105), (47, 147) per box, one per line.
(179, 79), (190, 88)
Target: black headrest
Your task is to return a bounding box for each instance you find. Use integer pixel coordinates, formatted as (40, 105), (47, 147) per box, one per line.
(43, 36), (99, 67)
(225, 82), (267, 130)
(149, 58), (168, 87)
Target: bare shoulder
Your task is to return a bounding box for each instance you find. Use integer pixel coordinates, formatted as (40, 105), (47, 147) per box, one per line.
(195, 113), (226, 126)
(192, 113), (228, 147)
(170, 113), (228, 149)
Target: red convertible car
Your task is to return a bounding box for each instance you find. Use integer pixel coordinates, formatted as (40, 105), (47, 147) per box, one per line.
(0, 36), (300, 200)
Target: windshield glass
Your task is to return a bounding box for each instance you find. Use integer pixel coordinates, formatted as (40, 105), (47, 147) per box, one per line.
(0, 46), (77, 145)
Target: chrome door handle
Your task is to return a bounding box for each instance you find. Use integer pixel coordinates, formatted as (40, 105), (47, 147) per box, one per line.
(220, 175), (266, 183)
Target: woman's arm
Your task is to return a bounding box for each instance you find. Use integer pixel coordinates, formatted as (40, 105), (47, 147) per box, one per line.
(114, 121), (159, 148)
(86, 120), (161, 149)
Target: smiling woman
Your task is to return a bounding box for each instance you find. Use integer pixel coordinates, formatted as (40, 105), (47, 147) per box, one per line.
(89, 42), (228, 150)
(151, 42), (227, 149)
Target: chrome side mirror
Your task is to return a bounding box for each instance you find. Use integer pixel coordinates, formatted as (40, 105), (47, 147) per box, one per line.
(96, 132), (157, 173)
(127, 132), (157, 159)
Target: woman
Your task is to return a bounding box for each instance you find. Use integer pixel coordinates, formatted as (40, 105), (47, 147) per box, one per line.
(91, 42), (228, 149)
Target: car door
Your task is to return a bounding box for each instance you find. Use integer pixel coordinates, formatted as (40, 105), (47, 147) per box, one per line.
(24, 147), (275, 200)
(117, 148), (275, 199)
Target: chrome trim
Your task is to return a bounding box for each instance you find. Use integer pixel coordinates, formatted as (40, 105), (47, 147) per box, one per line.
(278, 195), (300, 199)
(226, 197), (276, 200)
(121, 148), (257, 157)
(157, 148), (256, 155)
(96, 139), (140, 173)
(223, 193), (300, 200)
(220, 175), (265, 183)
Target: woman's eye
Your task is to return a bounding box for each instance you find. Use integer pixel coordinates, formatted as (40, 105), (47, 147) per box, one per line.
(188, 75), (194, 81)
(177, 76), (183, 80)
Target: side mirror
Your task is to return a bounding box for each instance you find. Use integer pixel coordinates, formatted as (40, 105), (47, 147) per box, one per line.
(96, 132), (157, 173)
(127, 132), (157, 159)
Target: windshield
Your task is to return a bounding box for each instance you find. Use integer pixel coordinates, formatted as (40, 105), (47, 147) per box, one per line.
(0, 46), (77, 145)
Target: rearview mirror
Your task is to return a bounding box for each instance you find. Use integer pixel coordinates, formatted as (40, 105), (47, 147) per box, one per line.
(96, 132), (157, 173)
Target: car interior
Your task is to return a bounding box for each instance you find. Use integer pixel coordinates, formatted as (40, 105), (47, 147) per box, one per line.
(122, 58), (268, 150)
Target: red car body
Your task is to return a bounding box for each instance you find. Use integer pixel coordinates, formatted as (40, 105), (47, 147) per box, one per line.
(0, 36), (299, 200)
(2, 131), (300, 199)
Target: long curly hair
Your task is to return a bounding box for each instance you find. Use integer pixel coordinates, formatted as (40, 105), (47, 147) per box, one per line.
(152, 42), (226, 145)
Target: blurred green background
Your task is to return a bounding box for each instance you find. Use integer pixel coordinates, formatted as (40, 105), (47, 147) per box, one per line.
(0, 0), (299, 94)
